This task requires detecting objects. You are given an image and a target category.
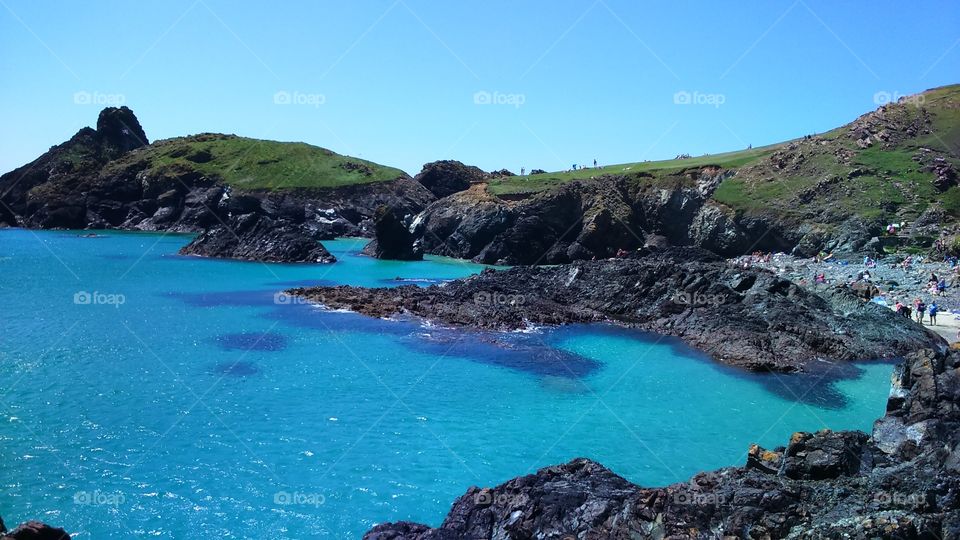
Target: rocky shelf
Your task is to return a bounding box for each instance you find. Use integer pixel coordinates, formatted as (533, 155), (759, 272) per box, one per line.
(288, 247), (945, 373)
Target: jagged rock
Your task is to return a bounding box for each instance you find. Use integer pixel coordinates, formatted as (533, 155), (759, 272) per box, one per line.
(289, 247), (945, 372)
(0, 521), (71, 540)
(179, 213), (336, 263)
(363, 348), (960, 539)
(362, 205), (422, 261)
(414, 160), (486, 198)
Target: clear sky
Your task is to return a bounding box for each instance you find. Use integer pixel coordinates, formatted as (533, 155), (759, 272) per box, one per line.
(1, 0), (958, 176)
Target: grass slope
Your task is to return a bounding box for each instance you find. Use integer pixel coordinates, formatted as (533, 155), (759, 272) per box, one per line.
(488, 83), (960, 230)
(110, 133), (407, 191)
(488, 143), (783, 196)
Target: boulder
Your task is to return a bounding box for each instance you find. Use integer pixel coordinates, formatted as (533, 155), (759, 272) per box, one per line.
(414, 160), (485, 199)
(179, 213), (336, 263)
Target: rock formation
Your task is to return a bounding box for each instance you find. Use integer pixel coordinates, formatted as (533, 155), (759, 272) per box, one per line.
(414, 160), (486, 199)
(288, 247), (945, 372)
(361, 205), (423, 260)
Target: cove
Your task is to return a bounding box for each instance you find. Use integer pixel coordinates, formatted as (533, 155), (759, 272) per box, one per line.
(0, 230), (893, 538)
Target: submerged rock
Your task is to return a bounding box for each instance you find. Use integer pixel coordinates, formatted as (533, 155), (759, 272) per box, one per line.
(364, 348), (960, 539)
(289, 247), (944, 372)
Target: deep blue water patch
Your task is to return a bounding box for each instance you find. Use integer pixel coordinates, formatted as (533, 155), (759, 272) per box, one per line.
(165, 289), (283, 308)
(402, 330), (601, 379)
(214, 332), (288, 352)
(213, 360), (261, 376)
(268, 303), (600, 378)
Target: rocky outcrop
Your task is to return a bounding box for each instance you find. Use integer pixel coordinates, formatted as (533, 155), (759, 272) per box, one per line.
(0, 106), (148, 228)
(365, 348), (960, 539)
(178, 213), (335, 263)
(0, 519), (71, 540)
(413, 169), (795, 265)
(288, 247), (944, 372)
(0, 108), (436, 262)
(361, 205), (423, 260)
(414, 160), (486, 198)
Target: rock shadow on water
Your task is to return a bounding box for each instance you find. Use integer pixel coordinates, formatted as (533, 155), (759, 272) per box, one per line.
(213, 361), (260, 377)
(214, 332), (287, 352)
(404, 331), (601, 379)
(267, 304), (600, 379)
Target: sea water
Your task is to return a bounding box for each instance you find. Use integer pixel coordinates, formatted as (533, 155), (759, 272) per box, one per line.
(0, 230), (894, 538)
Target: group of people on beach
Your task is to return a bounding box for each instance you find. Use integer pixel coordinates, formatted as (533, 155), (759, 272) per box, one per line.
(895, 298), (940, 325)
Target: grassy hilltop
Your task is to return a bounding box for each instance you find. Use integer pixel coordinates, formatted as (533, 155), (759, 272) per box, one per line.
(104, 133), (407, 191)
(489, 85), (960, 232)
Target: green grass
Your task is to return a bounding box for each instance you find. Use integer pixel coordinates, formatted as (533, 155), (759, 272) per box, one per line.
(488, 143), (782, 196)
(113, 134), (406, 191)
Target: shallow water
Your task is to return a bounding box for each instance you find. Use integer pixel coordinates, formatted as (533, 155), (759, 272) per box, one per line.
(0, 230), (893, 538)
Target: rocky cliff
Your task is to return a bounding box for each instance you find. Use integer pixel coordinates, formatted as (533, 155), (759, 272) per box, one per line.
(0, 109), (434, 262)
(288, 247), (945, 373)
(412, 167), (778, 265)
(366, 347), (960, 539)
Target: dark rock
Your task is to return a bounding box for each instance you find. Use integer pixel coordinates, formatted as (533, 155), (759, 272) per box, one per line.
(289, 247), (945, 372)
(414, 160), (486, 198)
(782, 430), (869, 480)
(179, 213), (336, 263)
(0, 521), (71, 540)
(415, 169), (795, 264)
(362, 205), (422, 261)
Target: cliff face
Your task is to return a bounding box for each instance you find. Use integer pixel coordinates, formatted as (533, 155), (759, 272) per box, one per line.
(288, 247), (945, 373)
(365, 348), (960, 539)
(413, 168), (794, 265)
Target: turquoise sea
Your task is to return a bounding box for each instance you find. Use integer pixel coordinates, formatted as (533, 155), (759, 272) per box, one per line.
(0, 229), (894, 538)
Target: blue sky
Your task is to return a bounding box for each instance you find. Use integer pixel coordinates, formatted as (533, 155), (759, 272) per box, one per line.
(1, 0), (958, 175)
